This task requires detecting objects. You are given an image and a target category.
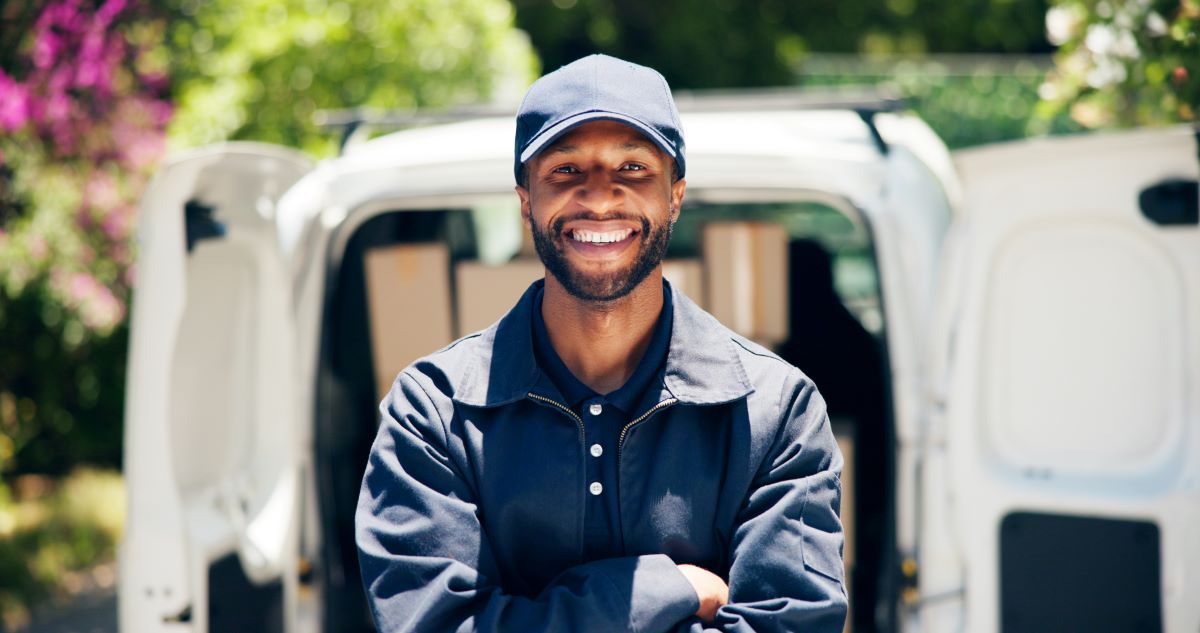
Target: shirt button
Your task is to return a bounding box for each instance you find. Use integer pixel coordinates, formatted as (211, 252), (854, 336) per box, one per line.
(589, 482), (603, 496)
(590, 443), (603, 457)
(589, 403), (603, 416)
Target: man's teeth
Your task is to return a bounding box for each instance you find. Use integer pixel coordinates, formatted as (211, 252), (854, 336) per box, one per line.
(571, 228), (633, 244)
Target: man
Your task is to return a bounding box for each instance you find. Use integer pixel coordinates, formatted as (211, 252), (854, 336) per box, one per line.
(356, 54), (847, 632)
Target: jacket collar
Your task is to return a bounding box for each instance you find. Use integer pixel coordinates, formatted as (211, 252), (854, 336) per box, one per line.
(451, 277), (754, 408)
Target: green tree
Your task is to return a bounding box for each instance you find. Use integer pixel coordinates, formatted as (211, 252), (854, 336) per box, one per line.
(510, 0), (1052, 90)
(168, 0), (539, 155)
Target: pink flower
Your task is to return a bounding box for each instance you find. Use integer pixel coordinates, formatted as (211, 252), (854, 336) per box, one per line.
(85, 172), (121, 212)
(100, 203), (135, 241)
(107, 241), (132, 267)
(0, 71), (31, 131)
(138, 71), (169, 93)
(148, 99), (173, 126)
(56, 270), (126, 331)
(97, 0), (128, 23)
(32, 30), (62, 70)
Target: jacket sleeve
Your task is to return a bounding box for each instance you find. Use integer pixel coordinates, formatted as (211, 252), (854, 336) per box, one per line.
(356, 371), (701, 633)
(673, 368), (848, 632)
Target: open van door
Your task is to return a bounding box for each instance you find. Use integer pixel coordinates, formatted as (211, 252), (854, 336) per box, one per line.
(921, 127), (1199, 632)
(120, 143), (313, 632)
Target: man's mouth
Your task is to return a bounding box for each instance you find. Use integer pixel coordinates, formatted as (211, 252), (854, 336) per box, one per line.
(569, 228), (635, 244)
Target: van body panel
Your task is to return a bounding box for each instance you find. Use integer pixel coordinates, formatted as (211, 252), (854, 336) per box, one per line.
(121, 143), (312, 632)
(922, 126), (1199, 632)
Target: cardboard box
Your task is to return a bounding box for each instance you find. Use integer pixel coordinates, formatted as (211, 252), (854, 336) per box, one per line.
(365, 243), (454, 400)
(455, 259), (545, 336)
(662, 259), (705, 309)
(701, 222), (789, 344)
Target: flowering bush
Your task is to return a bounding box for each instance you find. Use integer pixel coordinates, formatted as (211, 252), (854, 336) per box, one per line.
(1037, 0), (1198, 128)
(0, 0), (171, 474)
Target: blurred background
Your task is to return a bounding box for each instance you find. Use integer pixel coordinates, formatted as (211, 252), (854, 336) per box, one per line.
(0, 0), (1195, 629)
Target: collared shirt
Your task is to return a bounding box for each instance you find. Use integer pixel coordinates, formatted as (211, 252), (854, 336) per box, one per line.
(530, 284), (674, 560)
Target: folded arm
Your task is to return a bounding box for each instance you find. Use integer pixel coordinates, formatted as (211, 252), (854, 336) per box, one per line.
(673, 368), (848, 632)
(355, 371), (701, 633)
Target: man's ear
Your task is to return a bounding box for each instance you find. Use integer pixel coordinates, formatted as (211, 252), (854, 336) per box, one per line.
(516, 184), (532, 228)
(669, 177), (687, 224)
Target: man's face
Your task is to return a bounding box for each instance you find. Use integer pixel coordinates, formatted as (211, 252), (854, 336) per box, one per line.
(516, 120), (686, 303)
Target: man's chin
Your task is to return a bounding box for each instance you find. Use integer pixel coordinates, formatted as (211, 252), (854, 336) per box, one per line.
(555, 270), (642, 303)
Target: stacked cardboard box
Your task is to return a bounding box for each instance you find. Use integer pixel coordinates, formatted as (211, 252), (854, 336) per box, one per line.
(364, 243), (454, 400)
(701, 222), (789, 344)
(455, 260), (545, 336)
(662, 259), (705, 308)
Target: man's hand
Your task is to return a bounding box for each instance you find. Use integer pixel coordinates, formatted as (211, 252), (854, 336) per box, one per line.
(677, 564), (729, 622)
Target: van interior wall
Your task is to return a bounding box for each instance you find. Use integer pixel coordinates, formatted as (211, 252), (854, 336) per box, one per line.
(318, 203), (891, 633)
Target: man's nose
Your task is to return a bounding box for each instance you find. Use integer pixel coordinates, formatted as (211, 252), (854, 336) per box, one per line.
(575, 170), (625, 215)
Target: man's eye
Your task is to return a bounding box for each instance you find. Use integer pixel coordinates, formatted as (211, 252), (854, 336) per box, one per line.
(621, 163), (646, 171)
(551, 165), (578, 174)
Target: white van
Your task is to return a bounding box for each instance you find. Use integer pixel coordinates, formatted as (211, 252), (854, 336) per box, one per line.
(119, 92), (1199, 633)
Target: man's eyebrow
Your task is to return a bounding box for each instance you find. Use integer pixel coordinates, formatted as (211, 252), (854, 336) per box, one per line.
(545, 143), (578, 155)
(622, 140), (656, 152)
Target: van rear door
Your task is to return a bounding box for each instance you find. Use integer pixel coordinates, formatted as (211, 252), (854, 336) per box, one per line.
(922, 126), (1200, 633)
(120, 143), (313, 632)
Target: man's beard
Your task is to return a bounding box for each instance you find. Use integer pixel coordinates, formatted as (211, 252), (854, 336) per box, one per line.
(529, 209), (672, 303)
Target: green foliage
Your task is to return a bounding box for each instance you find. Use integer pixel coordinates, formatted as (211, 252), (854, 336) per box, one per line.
(168, 0), (539, 155)
(0, 283), (128, 475)
(1037, 0), (1198, 128)
(801, 55), (1084, 148)
(0, 469), (124, 629)
(511, 0), (1052, 90)
(510, 0), (796, 88)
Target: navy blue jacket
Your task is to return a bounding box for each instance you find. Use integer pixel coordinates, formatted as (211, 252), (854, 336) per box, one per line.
(356, 280), (847, 632)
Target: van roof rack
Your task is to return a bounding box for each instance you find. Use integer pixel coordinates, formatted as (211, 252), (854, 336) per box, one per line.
(315, 85), (904, 154)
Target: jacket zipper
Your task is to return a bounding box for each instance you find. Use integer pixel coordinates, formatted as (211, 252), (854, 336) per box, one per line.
(616, 398), (678, 465)
(526, 392), (585, 440)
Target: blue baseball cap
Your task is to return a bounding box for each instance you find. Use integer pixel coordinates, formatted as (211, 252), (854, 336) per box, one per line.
(514, 54), (686, 184)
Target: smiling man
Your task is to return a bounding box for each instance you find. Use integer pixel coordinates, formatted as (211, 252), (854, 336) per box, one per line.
(356, 54), (847, 632)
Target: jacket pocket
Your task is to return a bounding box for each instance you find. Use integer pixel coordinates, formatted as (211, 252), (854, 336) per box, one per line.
(800, 470), (844, 582)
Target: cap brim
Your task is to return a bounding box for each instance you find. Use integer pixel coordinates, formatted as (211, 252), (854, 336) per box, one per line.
(519, 111), (679, 166)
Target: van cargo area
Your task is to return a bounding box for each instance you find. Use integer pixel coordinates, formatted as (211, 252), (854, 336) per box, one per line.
(312, 196), (895, 633)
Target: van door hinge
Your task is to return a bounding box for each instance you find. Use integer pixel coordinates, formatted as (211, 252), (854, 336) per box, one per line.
(899, 557), (920, 606)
